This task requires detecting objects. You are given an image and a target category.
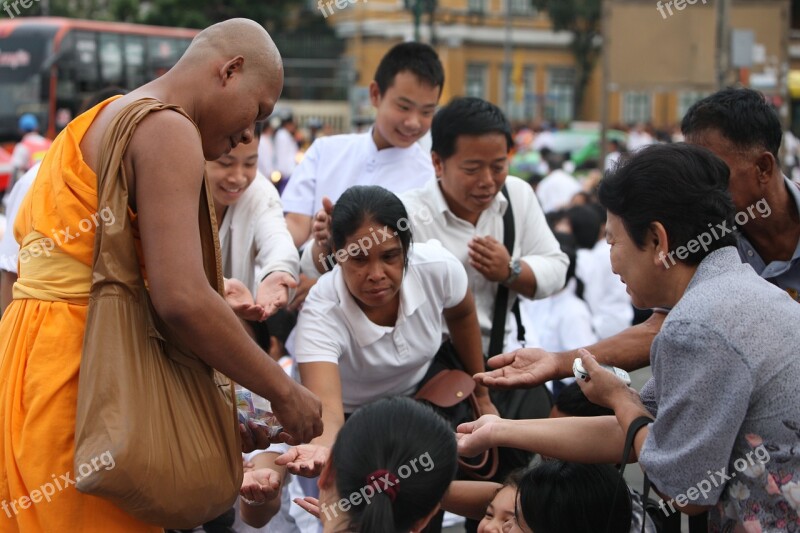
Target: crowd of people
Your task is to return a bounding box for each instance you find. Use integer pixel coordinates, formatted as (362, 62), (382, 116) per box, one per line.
(0, 16), (798, 533)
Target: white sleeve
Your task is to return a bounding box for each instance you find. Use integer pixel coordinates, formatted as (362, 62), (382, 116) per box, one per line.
(0, 165), (39, 273)
(251, 176), (300, 283)
(557, 299), (599, 350)
(512, 179), (569, 299)
(299, 239), (325, 280)
(443, 255), (469, 309)
(281, 139), (321, 216)
(423, 242), (469, 309)
(273, 130), (297, 178)
(293, 280), (345, 364)
(10, 143), (29, 171)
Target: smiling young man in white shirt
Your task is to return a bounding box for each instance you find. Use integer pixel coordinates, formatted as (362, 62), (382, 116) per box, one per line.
(282, 42), (443, 249)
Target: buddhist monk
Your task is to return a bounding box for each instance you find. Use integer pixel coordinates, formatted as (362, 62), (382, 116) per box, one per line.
(0, 19), (323, 532)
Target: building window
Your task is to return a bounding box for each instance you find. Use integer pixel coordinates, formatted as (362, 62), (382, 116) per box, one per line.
(677, 91), (710, 121)
(544, 67), (575, 124)
(508, 0), (534, 15)
(622, 91), (653, 124)
(468, 0), (485, 13)
(466, 63), (487, 99)
(501, 63), (536, 121)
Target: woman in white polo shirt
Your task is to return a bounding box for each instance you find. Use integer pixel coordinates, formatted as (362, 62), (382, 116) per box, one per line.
(277, 185), (494, 478)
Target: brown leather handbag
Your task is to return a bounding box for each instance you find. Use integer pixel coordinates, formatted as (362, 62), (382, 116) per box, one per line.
(73, 99), (242, 528)
(414, 343), (499, 481)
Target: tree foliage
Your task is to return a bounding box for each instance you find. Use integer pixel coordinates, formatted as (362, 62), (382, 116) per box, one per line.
(531, 0), (602, 120)
(15, 0), (305, 30)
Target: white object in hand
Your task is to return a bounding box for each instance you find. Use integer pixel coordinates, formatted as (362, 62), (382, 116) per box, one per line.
(573, 357), (632, 386)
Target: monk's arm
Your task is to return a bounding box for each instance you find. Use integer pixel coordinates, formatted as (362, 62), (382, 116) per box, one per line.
(131, 112), (321, 441)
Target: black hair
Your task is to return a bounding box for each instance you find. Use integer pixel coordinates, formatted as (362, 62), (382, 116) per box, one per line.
(565, 205), (601, 250)
(431, 97), (513, 160)
(517, 461), (631, 533)
(554, 382), (614, 417)
(681, 87), (782, 158)
(587, 201), (607, 225)
(331, 397), (458, 533)
(551, 232), (584, 301)
(331, 186), (413, 268)
(598, 143), (737, 265)
(374, 42), (444, 96)
(545, 209), (567, 232)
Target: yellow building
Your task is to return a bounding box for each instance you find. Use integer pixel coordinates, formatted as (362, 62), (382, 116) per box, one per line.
(324, 0), (580, 125)
(320, 0), (789, 130)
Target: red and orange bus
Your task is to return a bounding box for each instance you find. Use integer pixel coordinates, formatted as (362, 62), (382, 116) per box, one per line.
(0, 17), (199, 143)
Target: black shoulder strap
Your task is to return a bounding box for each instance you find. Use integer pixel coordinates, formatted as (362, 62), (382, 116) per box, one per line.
(488, 185), (525, 357)
(610, 416), (654, 533)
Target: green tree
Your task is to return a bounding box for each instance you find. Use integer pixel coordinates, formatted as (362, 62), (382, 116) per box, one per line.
(532, 0), (602, 120)
(138, 0), (304, 30)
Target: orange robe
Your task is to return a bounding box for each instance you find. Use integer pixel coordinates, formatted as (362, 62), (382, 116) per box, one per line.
(0, 99), (161, 532)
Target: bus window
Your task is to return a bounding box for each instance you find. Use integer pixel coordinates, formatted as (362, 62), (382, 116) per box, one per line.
(99, 33), (123, 87)
(73, 31), (100, 91)
(0, 30), (52, 142)
(123, 35), (146, 89)
(146, 37), (192, 78)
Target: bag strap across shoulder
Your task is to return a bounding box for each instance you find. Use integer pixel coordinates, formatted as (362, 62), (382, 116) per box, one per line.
(92, 97), (223, 296)
(488, 185), (525, 357)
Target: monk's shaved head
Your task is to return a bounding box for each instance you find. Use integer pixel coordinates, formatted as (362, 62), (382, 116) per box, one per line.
(179, 18), (282, 87)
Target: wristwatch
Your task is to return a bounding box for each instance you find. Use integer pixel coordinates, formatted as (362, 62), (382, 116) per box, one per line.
(503, 258), (522, 285)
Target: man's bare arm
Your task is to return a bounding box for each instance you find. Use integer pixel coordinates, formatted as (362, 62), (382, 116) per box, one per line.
(285, 213), (312, 249)
(132, 112), (321, 443)
(476, 311), (665, 389)
(0, 270), (17, 315)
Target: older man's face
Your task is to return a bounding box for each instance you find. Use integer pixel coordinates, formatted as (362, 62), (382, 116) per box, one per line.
(685, 129), (764, 212)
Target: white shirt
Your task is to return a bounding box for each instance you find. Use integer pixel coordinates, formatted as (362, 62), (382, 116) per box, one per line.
(218, 173), (299, 295)
(401, 176), (569, 353)
(576, 240), (633, 339)
(605, 151), (621, 172)
(535, 169), (582, 213)
(294, 241), (468, 413)
(0, 163), (39, 274)
(273, 128), (298, 179)
(257, 133), (276, 179)
(281, 130), (434, 217)
(628, 131), (655, 151)
(518, 279), (598, 353)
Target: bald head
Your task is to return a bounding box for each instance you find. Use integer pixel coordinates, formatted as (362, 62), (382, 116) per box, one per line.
(179, 18), (282, 87)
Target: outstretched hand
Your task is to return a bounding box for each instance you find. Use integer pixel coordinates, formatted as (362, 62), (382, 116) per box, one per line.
(575, 349), (639, 410)
(240, 467), (282, 505)
(474, 348), (561, 390)
(224, 278), (268, 322)
(455, 414), (502, 458)
(256, 272), (299, 318)
(311, 196), (335, 249)
(274, 444), (330, 478)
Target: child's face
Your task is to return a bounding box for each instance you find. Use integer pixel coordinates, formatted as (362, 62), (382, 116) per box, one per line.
(206, 140), (259, 209)
(369, 70), (439, 150)
(478, 486), (516, 533)
(501, 493), (532, 533)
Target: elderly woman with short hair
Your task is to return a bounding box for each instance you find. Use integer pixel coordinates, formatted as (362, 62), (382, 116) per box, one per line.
(457, 143), (800, 532)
